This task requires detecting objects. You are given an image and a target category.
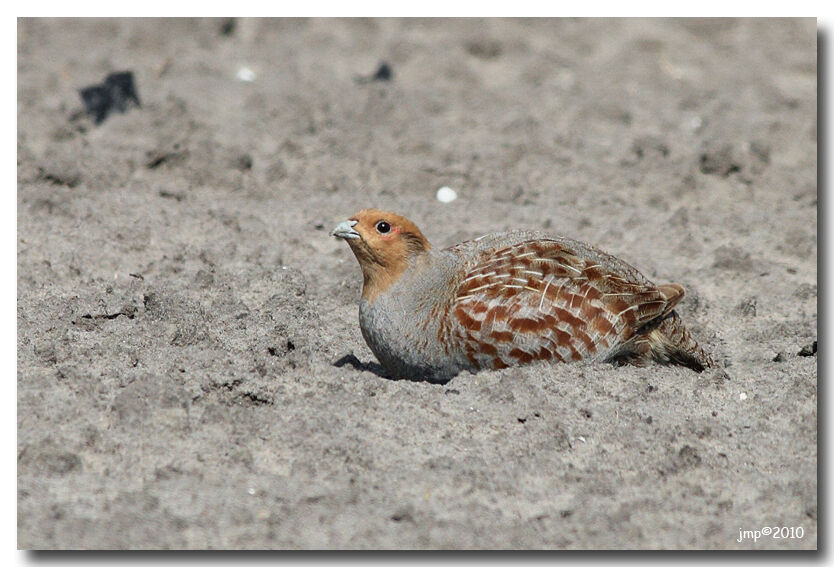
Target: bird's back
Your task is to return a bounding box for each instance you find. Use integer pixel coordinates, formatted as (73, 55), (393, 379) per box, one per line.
(439, 231), (713, 372)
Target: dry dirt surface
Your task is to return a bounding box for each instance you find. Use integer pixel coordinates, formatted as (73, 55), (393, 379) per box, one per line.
(17, 18), (817, 549)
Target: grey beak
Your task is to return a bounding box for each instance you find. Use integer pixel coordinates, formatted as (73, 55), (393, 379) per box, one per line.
(331, 219), (361, 240)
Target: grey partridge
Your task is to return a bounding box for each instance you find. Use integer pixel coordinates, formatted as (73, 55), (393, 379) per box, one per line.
(333, 209), (714, 383)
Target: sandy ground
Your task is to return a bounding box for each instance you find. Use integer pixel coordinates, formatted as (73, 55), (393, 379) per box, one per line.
(17, 18), (817, 549)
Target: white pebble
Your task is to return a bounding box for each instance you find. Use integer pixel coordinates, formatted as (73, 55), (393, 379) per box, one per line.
(237, 67), (256, 82)
(436, 186), (458, 203)
(739, 392), (748, 401)
(247, 487), (256, 495)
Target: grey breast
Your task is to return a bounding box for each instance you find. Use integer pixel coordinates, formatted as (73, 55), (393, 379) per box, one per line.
(357, 252), (470, 382)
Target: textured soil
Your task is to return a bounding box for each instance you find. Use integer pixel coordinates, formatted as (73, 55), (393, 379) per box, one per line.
(17, 18), (817, 549)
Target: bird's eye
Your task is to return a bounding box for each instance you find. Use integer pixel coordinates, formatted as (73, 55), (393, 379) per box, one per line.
(375, 221), (391, 234)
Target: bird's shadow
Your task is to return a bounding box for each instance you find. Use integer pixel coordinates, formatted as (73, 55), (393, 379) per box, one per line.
(332, 353), (450, 384)
(332, 353), (390, 379)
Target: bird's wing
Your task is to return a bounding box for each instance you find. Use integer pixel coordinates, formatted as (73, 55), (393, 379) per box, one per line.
(449, 239), (681, 367)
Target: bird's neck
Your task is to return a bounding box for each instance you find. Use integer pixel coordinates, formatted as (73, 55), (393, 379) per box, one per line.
(360, 251), (430, 303)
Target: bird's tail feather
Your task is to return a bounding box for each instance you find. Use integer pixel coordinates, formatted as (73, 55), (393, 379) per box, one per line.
(646, 312), (714, 372)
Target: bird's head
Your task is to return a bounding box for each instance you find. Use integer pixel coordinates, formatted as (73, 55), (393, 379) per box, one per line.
(332, 209), (431, 301)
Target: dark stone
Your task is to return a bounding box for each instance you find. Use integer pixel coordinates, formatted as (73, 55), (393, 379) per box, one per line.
(79, 71), (140, 124)
(797, 341), (817, 357)
(372, 62), (393, 81)
(104, 72), (141, 112)
(219, 18), (236, 36)
(79, 85), (111, 124)
(355, 62), (394, 84)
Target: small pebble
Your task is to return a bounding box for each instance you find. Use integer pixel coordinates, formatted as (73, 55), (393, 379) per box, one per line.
(689, 116), (703, 131)
(739, 392), (748, 401)
(247, 487), (256, 495)
(237, 67), (256, 82)
(436, 186), (458, 203)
